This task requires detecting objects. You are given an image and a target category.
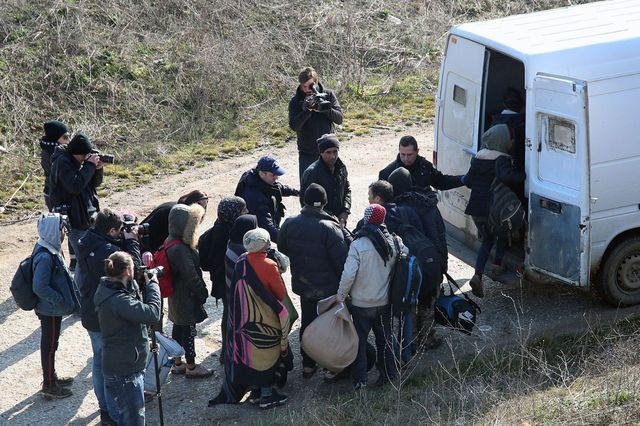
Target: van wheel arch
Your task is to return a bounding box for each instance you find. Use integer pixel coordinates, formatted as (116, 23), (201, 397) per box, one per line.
(598, 233), (640, 306)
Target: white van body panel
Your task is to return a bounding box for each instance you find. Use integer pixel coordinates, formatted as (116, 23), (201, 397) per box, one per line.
(435, 0), (640, 288)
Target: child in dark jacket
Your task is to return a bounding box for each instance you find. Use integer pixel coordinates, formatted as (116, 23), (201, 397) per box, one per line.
(463, 124), (526, 297)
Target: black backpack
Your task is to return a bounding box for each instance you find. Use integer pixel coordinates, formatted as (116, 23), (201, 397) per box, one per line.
(486, 179), (525, 236)
(197, 226), (216, 271)
(389, 236), (423, 318)
(395, 223), (443, 305)
(10, 247), (49, 311)
(434, 272), (482, 334)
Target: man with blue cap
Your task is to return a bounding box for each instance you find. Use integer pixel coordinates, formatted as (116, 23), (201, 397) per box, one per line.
(235, 155), (299, 241)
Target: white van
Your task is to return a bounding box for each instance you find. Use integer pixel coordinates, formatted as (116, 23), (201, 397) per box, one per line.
(434, 0), (640, 305)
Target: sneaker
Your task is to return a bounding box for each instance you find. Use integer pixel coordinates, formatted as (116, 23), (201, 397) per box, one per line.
(469, 274), (484, 298)
(55, 375), (74, 387)
(247, 389), (261, 404)
(100, 409), (117, 426)
(41, 384), (72, 400)
(185, 364), (214, 379)
(353, 381), (367, 391)
(302, 365), (317, 379)
(323, 369), (349, 384)
(171, 362), (186, 375)
(259, 389), (288, 409)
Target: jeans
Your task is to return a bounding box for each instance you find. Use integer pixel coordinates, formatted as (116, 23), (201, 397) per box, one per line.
(67, 228), (86, 272)
(395, 312), (414, 364)
(298, 152), (318, 186)
(87, 331), (110, 412)
(299, 297), (321, 368)
(351, 305), (397, 384)
(104, 371), (145, 426)
(38, 314), (61, 387)
(473, 216), (506, 276)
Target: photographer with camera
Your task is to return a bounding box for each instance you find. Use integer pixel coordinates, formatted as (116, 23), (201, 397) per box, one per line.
(75, 208), (141, 425)
(94, 251), (161, 426)
(289, 66), (343, 185)
(49, 133), (104, 271)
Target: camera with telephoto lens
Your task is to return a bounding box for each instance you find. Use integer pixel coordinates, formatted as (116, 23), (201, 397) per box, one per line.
(122, 214), (151, 236)
(135, 265), (164, 284)
(304, 85), (332, 111)
(90, 149), (115, 164)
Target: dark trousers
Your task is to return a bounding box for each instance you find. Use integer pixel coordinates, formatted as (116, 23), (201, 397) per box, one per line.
(473, 216), (507, 276)
(299, 297), (321, 368)
(298, 152), (318, 186)
(351, 305), (397, 384)
(172, 324), (197, 364)
(220, 296), (228, 362)
(38, 314), (62, 387)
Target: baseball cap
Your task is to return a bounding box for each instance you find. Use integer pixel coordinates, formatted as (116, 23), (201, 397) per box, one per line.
(256, 155), (286, 176)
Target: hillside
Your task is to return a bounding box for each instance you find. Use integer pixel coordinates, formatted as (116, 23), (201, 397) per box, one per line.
(0, 0), (589, 218)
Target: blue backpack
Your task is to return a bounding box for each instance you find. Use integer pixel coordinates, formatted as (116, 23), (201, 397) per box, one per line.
(434, 272), (481, 334)
(389, 235), (423, 318)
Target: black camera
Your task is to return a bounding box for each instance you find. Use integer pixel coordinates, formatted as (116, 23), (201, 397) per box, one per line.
(53, 204), (71, 215)
(312, 86), (332, 111)
(122, 214), (151, 236)
(90, 149), (115, 164)
(135, 265), (164, 281)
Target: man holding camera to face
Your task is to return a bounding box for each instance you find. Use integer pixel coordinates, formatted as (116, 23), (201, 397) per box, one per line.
(75, 208), (142, 425)
(289, 66), (343, 185)
(49, 133), (104, 271)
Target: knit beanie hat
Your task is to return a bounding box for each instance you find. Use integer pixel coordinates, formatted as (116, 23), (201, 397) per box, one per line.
(68, 133), (93, 155)
(303, 183), (327, 207)
(43, 120), (69, 141)
(317, 133), (340, 153)
(388, 167), (413, 197)
(364, 203), (386, 225)
(243, 228), (271, 253)
(217, 196), (246, 223)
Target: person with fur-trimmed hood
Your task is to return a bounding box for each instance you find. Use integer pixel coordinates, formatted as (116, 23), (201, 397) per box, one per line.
(165, 203), (214, 378)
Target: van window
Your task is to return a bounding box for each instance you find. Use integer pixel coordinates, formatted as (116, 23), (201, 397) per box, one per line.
(543, 115), (576, 154)
(443, 72), (476, 147)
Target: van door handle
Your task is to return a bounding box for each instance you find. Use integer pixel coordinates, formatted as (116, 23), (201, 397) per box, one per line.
(462, 147), (475, 155)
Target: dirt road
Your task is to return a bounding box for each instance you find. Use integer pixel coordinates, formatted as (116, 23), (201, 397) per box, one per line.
(1, 123), (639, 425)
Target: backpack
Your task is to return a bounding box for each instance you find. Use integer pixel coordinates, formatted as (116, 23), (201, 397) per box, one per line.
(153, 239), (183, 298)
(389, 236), (423, 318)
(434, 272), (481, 334)
(486, 179), (525, 237)
(197, 226), (215, 271)
(395, 222), (443, 305)
(10, 247), (49, 311)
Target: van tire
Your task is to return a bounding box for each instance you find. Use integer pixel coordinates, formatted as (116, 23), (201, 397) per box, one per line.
(599, 236), (640, 306)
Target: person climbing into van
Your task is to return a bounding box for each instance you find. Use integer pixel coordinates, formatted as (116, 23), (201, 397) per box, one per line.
(490, 88), (525, 172)
(379, 135), (464, 192)
(462, 124), (526, 297)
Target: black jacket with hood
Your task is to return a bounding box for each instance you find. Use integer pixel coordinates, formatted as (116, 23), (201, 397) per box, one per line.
(76, 228), (141, 332)
(49, 145), (103, 230)
(288, 82), (343, 155)
(278, 206), (349, 300)
(300, 158), (351, 218)
(379, 154), (463, 191)
(94, 276), (161, 376)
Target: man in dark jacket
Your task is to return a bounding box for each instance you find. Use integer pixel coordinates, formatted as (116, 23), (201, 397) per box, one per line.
(40, 120), (71, 211)
(94, 251), (161, 426)
(235, 155), (299, 241)
(49, 133), (103, 270)
(278, 184), (349, 378)
(379, 135), (464, 192)
(288, 66), (343, 185)
(75, 208), (141, 425)
(300, 134), (351, 226)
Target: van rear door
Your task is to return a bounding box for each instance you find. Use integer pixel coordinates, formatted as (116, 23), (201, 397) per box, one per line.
(527, 74), (590, 286)
(435, 35), (485, 234)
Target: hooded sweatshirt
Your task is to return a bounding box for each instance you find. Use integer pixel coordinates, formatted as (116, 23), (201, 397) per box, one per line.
(94, 276), (161, 376)
(32, 214), (80, 316)
(166, 204), (209, 325)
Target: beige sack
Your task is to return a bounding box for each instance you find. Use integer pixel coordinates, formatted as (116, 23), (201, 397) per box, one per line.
(301, 295), (358, 373)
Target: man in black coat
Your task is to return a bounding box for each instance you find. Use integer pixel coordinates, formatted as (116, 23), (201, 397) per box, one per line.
(288, 66), (343, 185)
(235, 155), (299, 241)
(379, 135), (464, 192)
(278, 184), (350, 378)
(300, 134), (351, 227)
(49, 133), (103, 270)
(75, 208), (141, 425)
(39, 120), (71, 211)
